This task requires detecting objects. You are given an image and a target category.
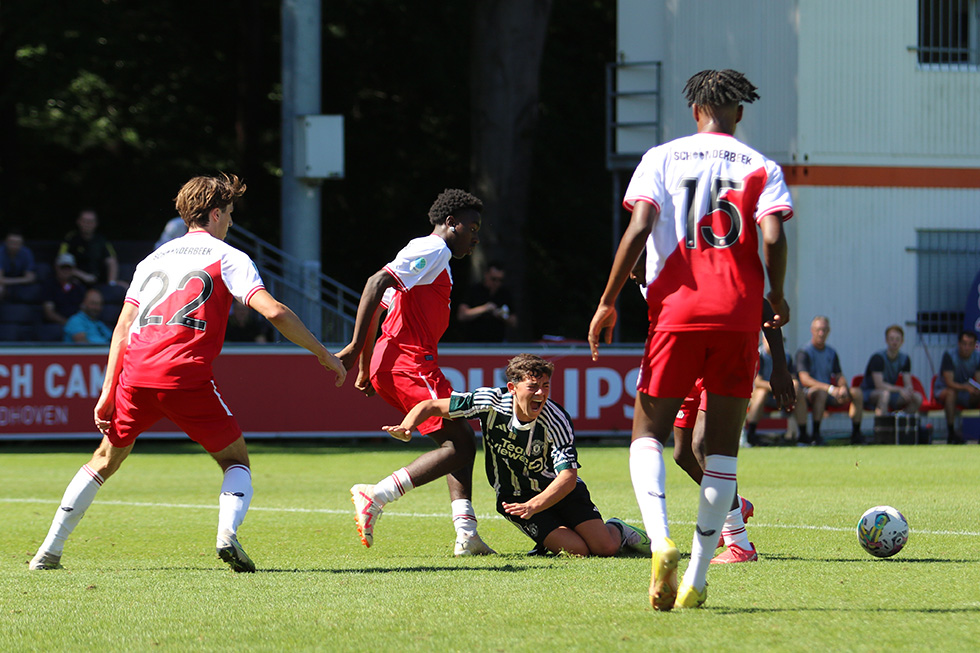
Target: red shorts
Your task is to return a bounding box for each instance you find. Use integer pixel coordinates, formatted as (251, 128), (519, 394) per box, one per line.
(674, 378), (706, 430)
(108, 381), (242, 453)
(371, 367), (453, 435)
(638, 330), (758, 400)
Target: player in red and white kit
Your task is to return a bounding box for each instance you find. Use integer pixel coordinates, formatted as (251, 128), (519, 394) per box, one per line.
(337, 189), (494, 556)
(589, 70), (792, 610)
(30, 174), (346, 573)
(671, 301), (797, 566)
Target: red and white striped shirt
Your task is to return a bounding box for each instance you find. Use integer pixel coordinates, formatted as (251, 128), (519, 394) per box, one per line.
(625, 132), (793, 332)
(120, 231), (265, 388)
(371, 234), (453, 373)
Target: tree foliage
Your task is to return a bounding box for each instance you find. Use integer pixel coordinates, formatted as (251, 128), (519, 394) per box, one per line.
(1, 1), (633, 341)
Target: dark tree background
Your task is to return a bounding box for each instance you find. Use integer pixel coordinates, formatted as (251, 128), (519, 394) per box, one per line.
(0, 1), (649, 342)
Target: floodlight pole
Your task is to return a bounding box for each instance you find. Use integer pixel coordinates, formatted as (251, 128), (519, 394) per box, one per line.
(281, 0), (322, 331)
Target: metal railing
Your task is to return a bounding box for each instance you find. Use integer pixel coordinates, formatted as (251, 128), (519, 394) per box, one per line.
(605, 60), (662, 171)
(226, 226), (358, 343)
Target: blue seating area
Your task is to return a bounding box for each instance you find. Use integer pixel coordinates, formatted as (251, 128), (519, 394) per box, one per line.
(0, 239), (150, 343)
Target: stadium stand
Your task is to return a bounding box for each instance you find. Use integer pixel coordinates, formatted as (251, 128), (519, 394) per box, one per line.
(0, 239), (149, 344)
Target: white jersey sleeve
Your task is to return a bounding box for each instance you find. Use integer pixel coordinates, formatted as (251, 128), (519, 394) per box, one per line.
(382, 234), (452, 293)
(221, 248), (266, 305)
(623, 148), (667, 213)
(755, 160), (794, 221)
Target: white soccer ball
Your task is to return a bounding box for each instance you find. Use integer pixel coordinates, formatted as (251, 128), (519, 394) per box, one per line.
(856, 505), (909, 558)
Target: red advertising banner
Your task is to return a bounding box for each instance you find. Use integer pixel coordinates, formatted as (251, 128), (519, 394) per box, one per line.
(0, 345), (643, 440)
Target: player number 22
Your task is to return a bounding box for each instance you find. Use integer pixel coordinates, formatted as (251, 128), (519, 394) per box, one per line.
(138, 270), (214, 331)
(680, 176), (744, 249)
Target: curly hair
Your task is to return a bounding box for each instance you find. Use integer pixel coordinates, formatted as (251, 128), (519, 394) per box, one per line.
(427, 189), (483, 226)
(174, 173), (247, 228)
(683, 69), (760, 108)
(505, 354), (555, 384)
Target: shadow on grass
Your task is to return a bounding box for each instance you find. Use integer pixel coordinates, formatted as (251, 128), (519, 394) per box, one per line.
(760, 553), (972, 564)
(707, 605), (980, 615)
(260, 563), (534, 574)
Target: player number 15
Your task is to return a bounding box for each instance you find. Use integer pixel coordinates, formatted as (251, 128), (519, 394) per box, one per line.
(680, 176), (744, 250)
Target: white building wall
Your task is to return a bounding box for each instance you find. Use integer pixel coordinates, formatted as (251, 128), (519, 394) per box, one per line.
(798, 0), (980, 166)
(791, 186), (980, 386)
(615, 0), (798, 161)
(616, 0), (980, 405)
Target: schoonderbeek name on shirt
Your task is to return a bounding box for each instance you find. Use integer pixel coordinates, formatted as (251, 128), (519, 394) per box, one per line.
(153, 246), (213, 259)
(673, 149), (753, 164)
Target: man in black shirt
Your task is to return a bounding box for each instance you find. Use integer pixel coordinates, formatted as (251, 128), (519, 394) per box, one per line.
(457, 261), (517, 342)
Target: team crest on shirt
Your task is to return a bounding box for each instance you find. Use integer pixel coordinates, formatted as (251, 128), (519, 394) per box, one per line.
(530, 440), (544, 457)
(410, 257), (427, 273)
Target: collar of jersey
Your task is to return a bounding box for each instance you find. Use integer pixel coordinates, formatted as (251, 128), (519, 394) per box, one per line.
(508, 413), (536, 433)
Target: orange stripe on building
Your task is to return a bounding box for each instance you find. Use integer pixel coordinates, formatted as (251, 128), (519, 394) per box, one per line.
(783, 165), (980, 188)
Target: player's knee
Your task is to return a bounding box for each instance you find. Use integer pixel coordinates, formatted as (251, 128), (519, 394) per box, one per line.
(441, 435), (475, 463)
(90, 442), (129, 478)
(672, 445), (688, 465)
(557, 542), (590, 557)
(591, 538), (620, 557)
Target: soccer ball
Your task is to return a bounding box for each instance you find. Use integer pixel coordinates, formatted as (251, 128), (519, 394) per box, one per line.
(856, 505), (909, 558)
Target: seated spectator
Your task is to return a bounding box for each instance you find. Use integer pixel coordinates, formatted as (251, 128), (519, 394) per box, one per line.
(743, 334), (803, 446)
(860, 324), (923, 416)
(64, 288), (112, 344)
(934, 330), (980, 444)
(225, 299), (273, 343)
(0, 228), (39, 302)
(796, 315), (864, 445)
(42, 253), (87, 325)
(59, 209), (121, 287)
(457, 261), (518, 342)
(154, 216), (188, 250)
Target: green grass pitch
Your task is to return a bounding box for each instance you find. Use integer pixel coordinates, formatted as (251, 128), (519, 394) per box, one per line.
(2, 439), (979, 652)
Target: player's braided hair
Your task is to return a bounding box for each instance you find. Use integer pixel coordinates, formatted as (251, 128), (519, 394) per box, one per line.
(506, 354), (555, 384)
(683, 69), (760, 108)
(427, 188), (483, 226)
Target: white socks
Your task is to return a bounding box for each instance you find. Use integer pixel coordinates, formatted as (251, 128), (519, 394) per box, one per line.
(216, 464), (253, 546)
(373, 467), (414, 506)
(683, 454), (738, 591)
(451, 499), (478, 537)
(629, 437), (670, 541)
(38, 465), (104, 556)
(372, 469), (476, 538)
(722, 499), (750, 549)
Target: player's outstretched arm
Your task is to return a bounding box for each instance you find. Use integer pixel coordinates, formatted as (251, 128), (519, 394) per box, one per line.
(382, 398), (451, 442)
(94, 302), (138, 435)
(589, 201), (656, 360)
(336, 269), (397, 371)
(249, 289), (347, 387)
(353, 306), (383, 396)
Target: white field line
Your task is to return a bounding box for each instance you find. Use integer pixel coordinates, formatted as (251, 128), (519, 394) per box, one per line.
(3, 497), (976, 537)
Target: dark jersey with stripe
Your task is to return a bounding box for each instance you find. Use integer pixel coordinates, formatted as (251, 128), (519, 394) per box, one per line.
(447, 387), (579, 499)
(796, 343), (842, 384)
(861, 350), (911, 390)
